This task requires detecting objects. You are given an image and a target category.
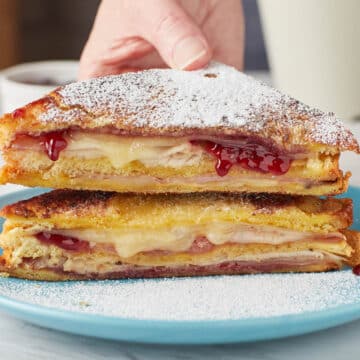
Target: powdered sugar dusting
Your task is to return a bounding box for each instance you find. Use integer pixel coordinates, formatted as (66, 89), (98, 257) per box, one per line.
(58, 63), (270, 129)
(38, 62), (358, 150)
(40, 105), (86, 124)
(1, 271), (360, 320)
(311, 113), (354, 146)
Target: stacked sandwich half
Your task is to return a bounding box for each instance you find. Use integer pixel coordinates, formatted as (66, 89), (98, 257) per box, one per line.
(0, 63), (359, 280)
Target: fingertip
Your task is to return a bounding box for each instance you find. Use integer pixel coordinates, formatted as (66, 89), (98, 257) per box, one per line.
(172, 35), (212, 70)
(137, 1), (213, 72)
(181, 45), (213, 71)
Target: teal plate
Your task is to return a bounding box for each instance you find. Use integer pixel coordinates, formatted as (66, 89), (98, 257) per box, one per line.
(0, 187), (359, 344)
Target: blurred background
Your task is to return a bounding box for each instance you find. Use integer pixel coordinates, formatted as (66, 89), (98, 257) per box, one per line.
(1, 0), (360, 121)
(0, 0), (267, 70)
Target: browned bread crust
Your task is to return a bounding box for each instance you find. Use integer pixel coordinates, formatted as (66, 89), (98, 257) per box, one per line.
(343, 230), (360, 266)
(0, 63), (358, 153)
(0, 166), (349, 196)
(0, 262), (342, 282)
(0, 190), (353, 232)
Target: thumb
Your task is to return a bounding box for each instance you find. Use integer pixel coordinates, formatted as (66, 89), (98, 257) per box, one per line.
(136, 0), (212, 70)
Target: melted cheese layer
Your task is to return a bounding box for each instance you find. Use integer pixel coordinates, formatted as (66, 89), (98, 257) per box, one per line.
(54, 223), (346, 258)
(66, 133), (204, 168)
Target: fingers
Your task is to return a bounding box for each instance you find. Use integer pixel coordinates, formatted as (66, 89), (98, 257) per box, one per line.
(202, 0), (245, 70)
(79, 37), (154, 79)
(100, 37), (154, 66)
(78, 0), (218, 79)
(135, 0), (212, 70)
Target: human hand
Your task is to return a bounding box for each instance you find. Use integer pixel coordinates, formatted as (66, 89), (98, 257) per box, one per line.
(79, 0), (244, 79)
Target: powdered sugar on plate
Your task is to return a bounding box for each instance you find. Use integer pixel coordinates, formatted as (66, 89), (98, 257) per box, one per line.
(39, 62), (358, 150)
(1, 271), (360, 321)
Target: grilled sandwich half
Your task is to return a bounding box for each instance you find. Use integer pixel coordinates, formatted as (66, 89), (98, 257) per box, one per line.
(0, 190), (359, 281)
(0, 63), (358, 195)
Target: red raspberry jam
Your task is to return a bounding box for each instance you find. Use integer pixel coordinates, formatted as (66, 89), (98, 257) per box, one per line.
(12, 108), (26, 119)
(353, 265), (360, 276)
(12, 97), (51, 119)
(192, 140), (292, 176)
(36, 232), (90, 252)
(39, 131), (68, 161)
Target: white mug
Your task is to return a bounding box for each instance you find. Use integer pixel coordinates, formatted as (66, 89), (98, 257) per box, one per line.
(0, 60), (78, 114)
(259, 0), (360, 121)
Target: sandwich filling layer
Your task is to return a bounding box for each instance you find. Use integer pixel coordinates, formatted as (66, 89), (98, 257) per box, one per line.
(1, 228), (347, 276)
(1, 221), (352, 263)
(34, 224), (348, 258)
(19, 251), (344, 277)
(11, 131), (311, 176)
(5, 131), (344, 195)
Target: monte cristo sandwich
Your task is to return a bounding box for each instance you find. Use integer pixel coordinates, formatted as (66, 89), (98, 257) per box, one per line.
(0, 190), (359, 280)
(0, 63), (359, 195)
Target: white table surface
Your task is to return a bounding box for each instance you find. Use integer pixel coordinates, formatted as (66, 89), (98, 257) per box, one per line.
(0, 71), (360, 359)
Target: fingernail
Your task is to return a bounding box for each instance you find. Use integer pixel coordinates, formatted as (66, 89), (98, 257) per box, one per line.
(172, 36), (208, 70)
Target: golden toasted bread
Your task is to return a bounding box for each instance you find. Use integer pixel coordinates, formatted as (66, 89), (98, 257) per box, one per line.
(0, 190), (358, 281)
(1, 190), (353, 231)
(0, 63), (358, 195)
